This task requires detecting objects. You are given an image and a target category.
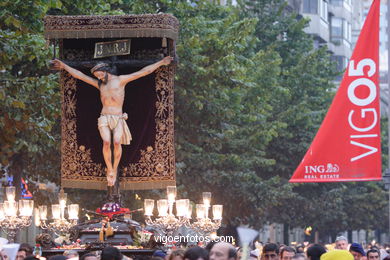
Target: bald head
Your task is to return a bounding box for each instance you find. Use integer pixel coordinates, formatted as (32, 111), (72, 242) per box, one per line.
(209, 242), (237, 260)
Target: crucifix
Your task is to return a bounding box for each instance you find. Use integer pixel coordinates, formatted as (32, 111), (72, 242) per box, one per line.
(50, 39), (173, 202)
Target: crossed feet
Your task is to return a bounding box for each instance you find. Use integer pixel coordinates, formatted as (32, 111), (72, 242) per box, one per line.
(107, 169), (117, 186)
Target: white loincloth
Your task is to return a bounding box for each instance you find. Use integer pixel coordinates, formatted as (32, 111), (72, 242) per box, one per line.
(97, 113), (132, 145)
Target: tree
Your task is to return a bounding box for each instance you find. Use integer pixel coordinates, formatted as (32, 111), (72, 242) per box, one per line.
(1, 1), (63, 199)
(120, 0), (344, 232)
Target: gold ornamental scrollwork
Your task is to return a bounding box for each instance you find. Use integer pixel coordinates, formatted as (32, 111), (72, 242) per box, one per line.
(61, 50), (175, 190)
(44, 14), (179, 41)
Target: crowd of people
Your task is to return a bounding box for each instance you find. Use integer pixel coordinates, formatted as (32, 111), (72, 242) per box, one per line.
(1, 236), (389, 260)
(241, 236), (389, 260)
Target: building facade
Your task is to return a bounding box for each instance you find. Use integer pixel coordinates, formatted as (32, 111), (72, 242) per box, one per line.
(289, 0), (358, 74)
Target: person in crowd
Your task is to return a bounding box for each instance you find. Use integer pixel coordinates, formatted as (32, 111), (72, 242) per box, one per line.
(261, 243), (279, 260)
(379, 249), (389, 260)
(292, 254), (305, 260)
(321, 250), (353, 260)
(80, 253), (98, 260)
(249, 249), (259, 260)
(278, 245), (286, 258)
(17, 248), (29, 260)
(205, 242), (217, 253)
(19, 244), (33, 257)
(209, 242), (236, 260)
(49, 255), (67, 260)
(184, 246), (208, 260)
(366, 249), (380, 260)
(101, 246), (123, 260)
(169, 250), (185, 260)
(335, 236), (349, 250)
(295, 245), (304, 254)
(235, 248), (242, 260)
(0, 249), (8, 260)
(151, 250), (167, 260)
(154, 250), (166, 259)
(306, 244), (327, 260)
(133, 256), (150, 260)
(279, 246), (295, 260)
(24, 256), (39, 260)
(349, 243), (365, 260)
(63, 250), (79, 260)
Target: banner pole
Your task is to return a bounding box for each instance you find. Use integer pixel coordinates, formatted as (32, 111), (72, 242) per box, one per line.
(387, 0), (390, 241)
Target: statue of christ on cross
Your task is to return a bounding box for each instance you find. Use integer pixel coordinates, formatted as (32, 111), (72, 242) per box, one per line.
(51, 56), (173, 186)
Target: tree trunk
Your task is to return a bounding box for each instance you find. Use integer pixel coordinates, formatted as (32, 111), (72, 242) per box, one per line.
(348, 230), (352, 243)
(283, 223), (289, 245)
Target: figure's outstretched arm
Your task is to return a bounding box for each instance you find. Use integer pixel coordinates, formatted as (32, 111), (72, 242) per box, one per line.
(119, 56), (173, 86)
(51, 59), (99, 89)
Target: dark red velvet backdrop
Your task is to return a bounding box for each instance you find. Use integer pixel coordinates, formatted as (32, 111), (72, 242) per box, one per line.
(64, 38), (160, 167)
(61, 37), (176, 190)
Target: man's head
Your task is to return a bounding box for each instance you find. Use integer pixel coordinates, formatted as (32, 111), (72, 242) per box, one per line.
(366, 249), (380, 260)
(152, 250), (166, 259)
(349, 243), (365, 260)
(19, 244), (33, 257)
(335, 236), (349, 250)
(295, 245), (304, 254)
(16, 249), (27, 260)
(209, 242), (236, 260)
(292, 254), (305, 260)
(91, 63), (112, 84)
(80, 253), (98, 260)
(262, 243), (279, 260)
(101, 246), (122, 260)
(0, 249), (8, 260)
(168, 249), (185, 260)
(63, 250), (79, 260)
(307, 244), (327, 260)
(280, 246), (295, 260)
(184, 246), (208, 260)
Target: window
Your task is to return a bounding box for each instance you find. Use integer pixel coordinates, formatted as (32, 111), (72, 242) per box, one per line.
(303, 0), (318, 14)
(331, 0), (352, 6)
(330, 17), (351, 44)
(331, 55), (348, 80)
(331, 17), (343, 44)
(330, 0), (343, 6)
(347, 22), (351, 42)
(320, 0), (328, 22)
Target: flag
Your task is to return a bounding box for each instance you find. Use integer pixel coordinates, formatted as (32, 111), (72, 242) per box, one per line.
(290, 0), (381, 182)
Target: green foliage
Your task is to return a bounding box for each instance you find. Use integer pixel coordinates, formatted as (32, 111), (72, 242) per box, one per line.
(0, 0), (60, 177)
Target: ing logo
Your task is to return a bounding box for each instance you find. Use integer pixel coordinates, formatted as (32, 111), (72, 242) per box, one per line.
(305, 163), (340, 174)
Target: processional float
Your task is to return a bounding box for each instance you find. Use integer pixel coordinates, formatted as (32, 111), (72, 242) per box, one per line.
(41, 14), (178, 249)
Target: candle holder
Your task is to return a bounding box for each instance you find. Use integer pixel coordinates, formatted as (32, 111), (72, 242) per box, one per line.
(0, 186), (34, 242)
(144, 187), (222, 236)
(36, 189), (79, 236)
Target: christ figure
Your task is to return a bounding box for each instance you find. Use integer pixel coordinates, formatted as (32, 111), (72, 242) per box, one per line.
(51, 56), (173, 186)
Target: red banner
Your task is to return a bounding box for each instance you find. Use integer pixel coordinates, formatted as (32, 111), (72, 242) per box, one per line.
(290, 0), (381, 183)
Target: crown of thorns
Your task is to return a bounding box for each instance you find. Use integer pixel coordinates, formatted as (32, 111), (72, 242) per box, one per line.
(91, 63), (110, 73)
